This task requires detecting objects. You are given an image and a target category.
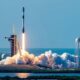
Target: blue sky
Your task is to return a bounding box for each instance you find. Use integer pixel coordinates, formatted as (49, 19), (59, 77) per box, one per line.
(0, 0), (80, 48)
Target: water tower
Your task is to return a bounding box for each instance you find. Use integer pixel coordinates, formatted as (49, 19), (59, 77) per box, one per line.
(75, 37), (80, 68)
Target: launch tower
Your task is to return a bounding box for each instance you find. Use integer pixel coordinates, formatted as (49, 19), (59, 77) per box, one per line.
(8, 35), (17, 56)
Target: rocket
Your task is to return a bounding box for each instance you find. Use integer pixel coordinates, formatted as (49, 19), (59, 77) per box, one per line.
(22, 7), (26, 53)
(22, 7), (25, 33)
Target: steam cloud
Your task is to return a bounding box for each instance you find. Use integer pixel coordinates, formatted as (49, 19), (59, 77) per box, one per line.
(0, 50), (77, 69)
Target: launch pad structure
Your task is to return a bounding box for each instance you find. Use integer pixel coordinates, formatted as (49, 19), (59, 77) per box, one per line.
(8, 35), (17, 56)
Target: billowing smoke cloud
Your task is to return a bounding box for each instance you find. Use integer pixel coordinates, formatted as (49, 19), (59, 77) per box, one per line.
(0, 50), (77, 69)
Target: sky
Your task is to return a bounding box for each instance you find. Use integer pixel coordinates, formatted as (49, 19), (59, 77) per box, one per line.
(0, 0), (80, 48)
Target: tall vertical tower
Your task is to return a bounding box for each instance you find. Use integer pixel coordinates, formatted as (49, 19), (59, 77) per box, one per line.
(5, 26), (17, 56)
(8, 35), (17, 56)
(75, 37), (80, 68)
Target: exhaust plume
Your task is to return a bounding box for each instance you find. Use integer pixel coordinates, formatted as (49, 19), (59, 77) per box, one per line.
(0, 50), (78, 69)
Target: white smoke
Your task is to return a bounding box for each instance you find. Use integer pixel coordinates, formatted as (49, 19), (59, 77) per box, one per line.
(0, 50), (77, 69)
